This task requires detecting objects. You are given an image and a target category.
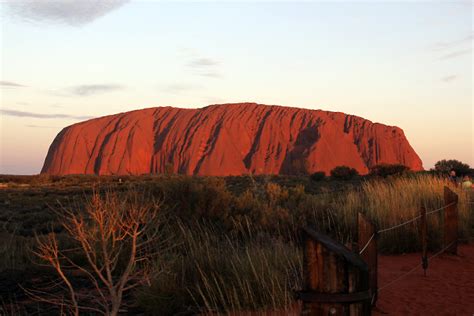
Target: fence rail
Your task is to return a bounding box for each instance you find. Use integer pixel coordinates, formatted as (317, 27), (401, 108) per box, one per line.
(298, 186), (461, 315)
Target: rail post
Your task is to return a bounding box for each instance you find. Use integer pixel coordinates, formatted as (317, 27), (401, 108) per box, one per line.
(419, 206), (428, 276)
(299, 227), (371, 315)
(357, 213), (378, 306)
(443, 186), (459, 255)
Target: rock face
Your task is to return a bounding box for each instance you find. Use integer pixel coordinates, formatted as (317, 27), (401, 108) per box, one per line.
(41, 103), (423, 175)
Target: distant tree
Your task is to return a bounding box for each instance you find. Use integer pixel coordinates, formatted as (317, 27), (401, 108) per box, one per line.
(310, 171), (326, 182)
(434, 159), (470, 176)
(369, 164), (409, 178)
(330, 166), (359, 180)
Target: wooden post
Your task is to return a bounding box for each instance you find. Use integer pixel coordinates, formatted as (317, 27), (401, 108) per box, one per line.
(299, 228), (371, 315)
(357, 213), (377, 306)
(419, 206), (428, 276)
(443, 186), (459, 255)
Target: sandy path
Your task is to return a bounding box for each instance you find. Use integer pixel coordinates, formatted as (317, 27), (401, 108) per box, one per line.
(209, 244), (474, 316)
(374, 243), (474, 315)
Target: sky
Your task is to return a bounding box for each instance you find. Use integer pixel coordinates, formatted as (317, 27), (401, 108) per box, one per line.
(0, 0), (473, 175)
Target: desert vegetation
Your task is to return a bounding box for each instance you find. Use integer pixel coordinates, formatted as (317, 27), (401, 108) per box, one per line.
(330, 166), (359, 180)
(434, 159), (471, 175)
(31, 191), (163, 315)
(0, 170), (473, 314)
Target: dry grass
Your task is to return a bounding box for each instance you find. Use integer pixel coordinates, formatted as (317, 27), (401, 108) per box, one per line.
(358, 176), (473, 251)
(137, 174), (474, 314)
(137, 219), (302, 315)
(0, 173), (473, 315)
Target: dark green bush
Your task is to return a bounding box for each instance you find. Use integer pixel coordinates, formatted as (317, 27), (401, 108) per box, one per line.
(369, 164), (409, 177)
(434, 159), (470, 176)
(310, 171), (326, 181)
(330, 166), (359, 180)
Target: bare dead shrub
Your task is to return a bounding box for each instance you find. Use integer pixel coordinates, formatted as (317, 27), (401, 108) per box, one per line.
(29, 190), (162, 315)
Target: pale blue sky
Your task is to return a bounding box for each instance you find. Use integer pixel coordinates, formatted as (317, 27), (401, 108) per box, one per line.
(1, 0), (472, 174)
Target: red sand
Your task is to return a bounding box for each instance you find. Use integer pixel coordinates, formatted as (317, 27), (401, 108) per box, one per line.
(213, 244), (474, 316)
(374, 243), (474, 315)
(41, 103), (423, 176)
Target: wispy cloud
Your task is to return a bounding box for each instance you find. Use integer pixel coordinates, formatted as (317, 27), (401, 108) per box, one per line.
(1, 81), (26, 87)
(441, 75), (459, 82)
(181, 48), (223, 78)
(69, 84), (124, 96)
(188, 58), (222, 78)
(432, 34), (473, 51)
(1, 109), (93, 120)
(5, 0), (129, 26)
(187, 58), (220, 68)
(439, 49), (472, 60)
(431, 33), (473, 61)
(160, 83), (202, 95)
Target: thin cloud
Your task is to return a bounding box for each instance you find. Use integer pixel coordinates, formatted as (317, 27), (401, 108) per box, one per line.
(441, 75), (459, 82)
(432, 34), (473, 51)
(6, 0), (129, 26)
(187, 57), (222, 78)
(69, 84), (124, 96)
(181, 48), (222, 78)
(1, 109), (93, 120)
(160, 83), (202, 95)
(439, 49), (472, 60)
(0, 81), (26, 87)
(187, 58), (220, 68)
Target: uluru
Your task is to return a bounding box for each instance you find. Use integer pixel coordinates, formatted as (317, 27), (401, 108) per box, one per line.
(41, 103), (423, 176)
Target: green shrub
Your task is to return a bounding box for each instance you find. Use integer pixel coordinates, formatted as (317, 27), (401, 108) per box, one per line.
(330, 166), (359, 180)
(434, 159), (470, 176)
(309, 172), (325, 181)
(369, 164), (409, 177)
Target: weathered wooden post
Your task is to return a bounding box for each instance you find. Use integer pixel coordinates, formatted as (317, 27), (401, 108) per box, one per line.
(443, 186), (459, 255)
(299, 228), (371, 315)
(419, 206), (428, 276)
(357, 213), (377, 306)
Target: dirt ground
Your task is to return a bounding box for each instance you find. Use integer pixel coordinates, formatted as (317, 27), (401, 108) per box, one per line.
(221, 243), (474, 316)
(374, 243), (474, 315)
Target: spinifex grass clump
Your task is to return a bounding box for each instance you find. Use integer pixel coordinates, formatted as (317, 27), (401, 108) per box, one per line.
(357, 175), (474, 252)
(137, 219), (303, 315)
